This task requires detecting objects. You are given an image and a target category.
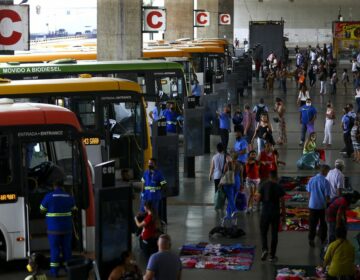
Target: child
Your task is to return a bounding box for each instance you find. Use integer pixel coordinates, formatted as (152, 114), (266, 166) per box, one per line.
(245, 150), (260, 213)
(25, 253), (47, 280)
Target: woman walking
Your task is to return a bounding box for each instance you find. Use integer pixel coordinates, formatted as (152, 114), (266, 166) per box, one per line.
(322, 101), (335, 148)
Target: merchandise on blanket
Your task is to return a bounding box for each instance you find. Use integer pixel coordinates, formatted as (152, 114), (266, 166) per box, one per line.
(276, 267), (307, 280)
(180, 243), (255, 271)
(295, 176), (312, 185)
(284, 207), (310, 231)
(294, 185), (307, 192)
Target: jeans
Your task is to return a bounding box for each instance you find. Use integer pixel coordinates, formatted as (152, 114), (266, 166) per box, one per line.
(343, 131), (354, 157)
(320, 80), (327, 94)
(260, 212), (280, 257)
(257, 137), (265, 154)
(356, 97), (360, 113)
(223, 184), (236, 218)
(220, 128), (229, 151)
(308, 208), (327, 243)
(301, 123), (308, 142)
(281, 79), (287, 94)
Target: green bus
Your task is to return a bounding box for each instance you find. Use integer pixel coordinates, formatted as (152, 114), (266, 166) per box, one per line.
(0, 60), (187, 104)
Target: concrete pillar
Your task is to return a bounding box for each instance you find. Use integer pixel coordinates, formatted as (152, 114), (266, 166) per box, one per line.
(164, 0), (194, 41)
(218, 0), (234, 43)
(97, 0), (142, 60)
(196, 0), (218, 39)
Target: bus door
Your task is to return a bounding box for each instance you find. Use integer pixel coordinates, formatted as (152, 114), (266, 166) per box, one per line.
(191, 54), (206, 93)
(18, 134), (86, 258)
(101, 98), (147, 181)
(0, 132), (26, 260)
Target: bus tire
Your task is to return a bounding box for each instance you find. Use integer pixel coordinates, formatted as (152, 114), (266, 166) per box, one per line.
(0, 230), (6, 259)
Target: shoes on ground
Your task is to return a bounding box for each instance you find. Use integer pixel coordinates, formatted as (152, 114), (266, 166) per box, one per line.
(261, 250), (268, 261)
(269, 255), (278, 262)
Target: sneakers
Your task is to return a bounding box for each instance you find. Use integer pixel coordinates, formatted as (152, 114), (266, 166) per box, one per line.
(309, 240), (315, 247)
(269, 255), (278, 262)
(261, 250), (268, 261)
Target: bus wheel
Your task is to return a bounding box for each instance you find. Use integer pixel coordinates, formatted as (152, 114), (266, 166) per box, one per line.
(0, 231), (6, 259)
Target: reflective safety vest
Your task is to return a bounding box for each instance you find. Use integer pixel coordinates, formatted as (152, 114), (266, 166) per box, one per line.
(40, 187), (76, 233)
(141, 169), (166, 200)
(163, 109), (178, 133)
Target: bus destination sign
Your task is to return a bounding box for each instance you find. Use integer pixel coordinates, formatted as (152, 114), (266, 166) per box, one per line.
(0, 193), (17, 203)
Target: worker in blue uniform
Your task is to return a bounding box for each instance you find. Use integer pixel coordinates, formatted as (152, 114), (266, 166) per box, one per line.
(40, 164), (77, 278)
(162, 102), (180, 134)
(140, 158), (167, 220)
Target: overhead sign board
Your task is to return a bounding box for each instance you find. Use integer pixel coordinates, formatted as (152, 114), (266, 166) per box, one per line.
(219, 13), (231, 25)
(143, 7), (166, 32)
(0, 5), (29, 51)
(194, 10), (210, 27)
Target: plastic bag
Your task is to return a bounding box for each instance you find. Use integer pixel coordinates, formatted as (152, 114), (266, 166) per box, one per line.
(297, 152), (320, 170)
(214, 189), (226, 210)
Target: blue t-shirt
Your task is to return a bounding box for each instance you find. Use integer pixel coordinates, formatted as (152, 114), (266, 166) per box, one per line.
(219, 112), (230, 130)
(147, 251), (182, 280)
(299, 105), (317, 125)
(306, 174), (331, 209)
(191, 83), (201, 97)
(234, 137), (248, 163)
(342, 114), (351, 133)
(40, 187), (76, 232)
(152, 107), (164, 122)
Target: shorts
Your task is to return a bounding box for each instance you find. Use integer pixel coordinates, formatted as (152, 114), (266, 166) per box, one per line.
(246, 178), (260, 190)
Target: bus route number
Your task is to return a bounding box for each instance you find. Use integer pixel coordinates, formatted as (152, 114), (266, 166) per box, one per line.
(83, 137), (100, 145)
(0, 193), (17, 203)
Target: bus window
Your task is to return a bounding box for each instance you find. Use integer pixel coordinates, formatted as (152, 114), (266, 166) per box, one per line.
(0, 134), (11, 185)
(105, 102), (140, 137)
(75, 99), (97, 130)
(154, 76), (184, 100)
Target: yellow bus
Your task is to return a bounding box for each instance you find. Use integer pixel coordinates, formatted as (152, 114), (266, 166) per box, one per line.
(0, 77), (151, 180)
(0, 51), (97, 63)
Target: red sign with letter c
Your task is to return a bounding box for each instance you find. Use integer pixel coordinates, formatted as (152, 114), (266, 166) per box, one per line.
(196, 12), (208, 25)
(146, 10), (163, 29)
(0, 9), (22, 45)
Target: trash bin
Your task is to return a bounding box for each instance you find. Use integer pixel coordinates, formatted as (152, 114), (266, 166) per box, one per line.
(66, 256), (93, 280)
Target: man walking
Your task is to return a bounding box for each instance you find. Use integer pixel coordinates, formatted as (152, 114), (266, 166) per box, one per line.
(299, 98), (317, 146)
(326, 159), (345, 200)
(257, 171), (286, 262)
(143, 234), (182, 280)
(306, 165), (331, 247)
(217, 105), (231, 152)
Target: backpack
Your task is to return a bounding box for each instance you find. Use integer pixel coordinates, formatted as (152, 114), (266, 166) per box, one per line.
(255, 105), (266, 122)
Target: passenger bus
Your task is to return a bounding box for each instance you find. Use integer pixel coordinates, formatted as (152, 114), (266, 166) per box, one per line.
(0, 51), (97, 63)
(0, 59), (187, 118)
(0, 100), (94, 260)
(143, 45), (226, 94)
(0, 77), (151, 181)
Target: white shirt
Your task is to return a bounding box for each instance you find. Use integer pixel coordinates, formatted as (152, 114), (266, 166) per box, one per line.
(326, 168), (345, 199)
(211, 152), (225, 180)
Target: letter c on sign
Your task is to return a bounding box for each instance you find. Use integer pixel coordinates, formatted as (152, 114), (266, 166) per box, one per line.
(147, 10), (163, 29)
(0, 9), (22, 45)
(221, 14), (230, 24)
(197, 12), (208, 25)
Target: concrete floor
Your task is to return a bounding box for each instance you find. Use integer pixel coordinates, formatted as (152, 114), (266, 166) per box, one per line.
(2, 63), (360, 279)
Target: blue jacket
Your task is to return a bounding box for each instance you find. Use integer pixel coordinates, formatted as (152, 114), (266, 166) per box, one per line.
(142, 169), (167, 200)
(163, 109), (178, 133)
(40, 187), (76, 233)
